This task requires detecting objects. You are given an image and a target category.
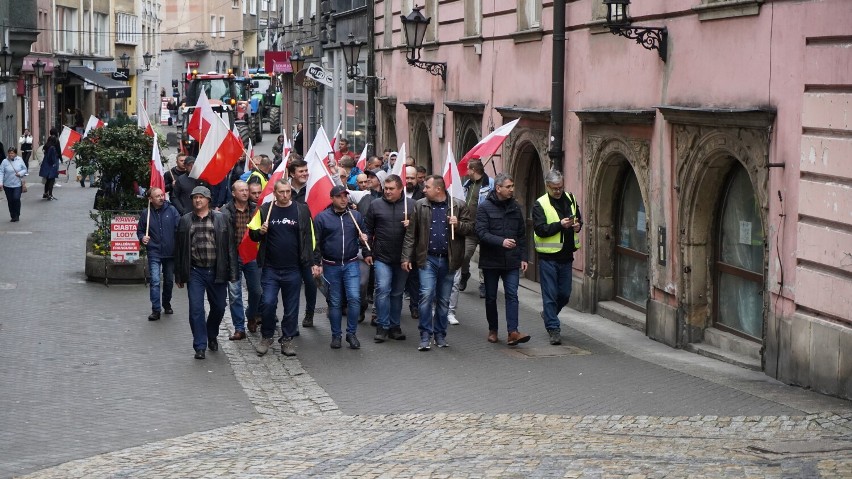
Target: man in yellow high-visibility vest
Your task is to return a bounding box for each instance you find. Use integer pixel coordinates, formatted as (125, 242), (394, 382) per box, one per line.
(532, 170), (583, 345)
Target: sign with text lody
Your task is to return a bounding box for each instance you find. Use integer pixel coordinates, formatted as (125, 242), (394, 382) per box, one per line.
(110, 215), (140, 262)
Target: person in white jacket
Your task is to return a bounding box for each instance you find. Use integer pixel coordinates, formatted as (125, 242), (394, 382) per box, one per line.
(19, 129), (33, 167)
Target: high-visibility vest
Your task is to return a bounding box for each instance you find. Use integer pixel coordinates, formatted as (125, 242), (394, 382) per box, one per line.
(534, 193), (580, 253)
(249, 170), (268, 190)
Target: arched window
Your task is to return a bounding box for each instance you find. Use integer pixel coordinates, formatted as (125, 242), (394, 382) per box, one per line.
(615, 168), (648, 310)
(216, 60), (221, 73)
(715, 162), (764, 339)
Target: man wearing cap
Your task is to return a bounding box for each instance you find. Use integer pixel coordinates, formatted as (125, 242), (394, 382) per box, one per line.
(174, 186), (238, 360)
(249, 179), (317, 357)
(172, 156), (209, 215)
(313, 185), (370, 349)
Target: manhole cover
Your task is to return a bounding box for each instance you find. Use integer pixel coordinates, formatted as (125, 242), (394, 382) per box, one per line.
(505, 345), (592, 358)
(0, 283), (17, 290)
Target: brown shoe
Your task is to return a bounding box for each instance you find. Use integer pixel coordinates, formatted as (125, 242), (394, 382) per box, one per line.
(487, 331), (498, 343)
(229, 330), (247, 341)
(507, 331), (531, 346)
(247, 317), (258, 333)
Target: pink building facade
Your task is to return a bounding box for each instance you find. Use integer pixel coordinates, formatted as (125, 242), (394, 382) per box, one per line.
(375, 0), (852, 399)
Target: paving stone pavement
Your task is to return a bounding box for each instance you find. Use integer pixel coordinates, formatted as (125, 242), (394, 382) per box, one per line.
(5, 145), (852, 478)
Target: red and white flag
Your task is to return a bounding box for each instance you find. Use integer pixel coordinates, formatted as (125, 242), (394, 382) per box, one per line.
(244, 138), (254, 172)
(137, 100), (155, 137)
(330, 120), (342, 150)
(150, 134), (165, 191)
(239, 158), (290, 263)
(355, 143), (369, 171)
(442, 144), (465, 202)
(83, 115), (104, 138)
(189, 114), (244, 184)
(391, 143), (406, 178)
(187, 89), (217, 143)
(58, 126), (82, 160)
(458, 118), (520, 173)
(304, 126), (336, 216)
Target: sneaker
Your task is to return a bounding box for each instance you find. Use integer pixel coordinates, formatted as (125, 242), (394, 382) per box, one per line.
(447, 313), (459, 325)
(346, 333), (361, 349)
(548, 330), (562, 345)
(388, 326), (406, 341)
(479, 283), (486, 298)
(280, 337), (297, 356)
(374, 327), (388, 343)
(148, 311), (160, 321)
(256, 337), (274, 356)
(459, 272), (470, 291)
(330, 336), (342, 349)
(418, 333), (431, 351)
(435, 335), (449, 348)
(302, 311), (314, 328)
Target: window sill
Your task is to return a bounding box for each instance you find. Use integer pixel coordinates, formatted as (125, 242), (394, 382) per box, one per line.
(693, 0), (763, 22)
(588, 19), (610, 35)
(460, 35), (483, 47)
(511, 28), (543, 44)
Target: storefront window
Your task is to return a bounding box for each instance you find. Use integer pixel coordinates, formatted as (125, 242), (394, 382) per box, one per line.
(615, 168), (648, 309)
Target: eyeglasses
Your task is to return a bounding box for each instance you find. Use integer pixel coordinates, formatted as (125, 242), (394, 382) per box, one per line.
(546, 184), (564, 190)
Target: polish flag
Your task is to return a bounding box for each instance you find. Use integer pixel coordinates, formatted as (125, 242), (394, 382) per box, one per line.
(189, 114), (244, 184)
(458, 118), (520, 173)
(58, 126), (82, 160)
(240, 156), (291, 263)
(137, 100), (155, 137)
(442, 144), (465, 202)
(330, 120), (342, 150)
(83, 115), (104, 138)
(355, 143), (369, 171)
(150, 134), (165, 191)
(187, 89), (217, 143)
(304, 126), (337, 216)
(391, 143), (406, 178)
(244, 138), (254, 172)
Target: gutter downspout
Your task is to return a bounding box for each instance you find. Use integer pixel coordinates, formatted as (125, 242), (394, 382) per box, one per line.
(547, 0), (565, 173)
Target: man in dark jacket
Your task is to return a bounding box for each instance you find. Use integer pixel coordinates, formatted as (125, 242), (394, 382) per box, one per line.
(313, 185), (370, 349)
(174, 186), (238, 359)
(249, 179), (316, 357)
(172, 156), (209, 215)
(475, 173), (531, 347)
(287, 157), (318, 327)
(402, 175), (474, 351)
(220, 180), (259, 339)
(365, 174), (414, 342)
(164, 154), (188, 195)
(138, 187), (180, 321)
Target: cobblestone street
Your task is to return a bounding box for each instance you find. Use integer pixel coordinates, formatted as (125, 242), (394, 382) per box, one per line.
(2, 150), (851, 478)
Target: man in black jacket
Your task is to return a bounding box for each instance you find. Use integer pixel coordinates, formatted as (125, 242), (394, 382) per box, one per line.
(171, 156), (209, 215)
(474, 173), (531, 347)
(138, 187), (180, 321)
(249, 179), (317, 357)
(174, 186), (238, 359)
(221, 180), (259, 339)
(164, 154), (188, 195)
(365, 174), (413, 342)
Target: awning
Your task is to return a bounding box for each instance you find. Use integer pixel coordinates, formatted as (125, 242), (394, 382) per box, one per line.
(68, 66), (132, 99)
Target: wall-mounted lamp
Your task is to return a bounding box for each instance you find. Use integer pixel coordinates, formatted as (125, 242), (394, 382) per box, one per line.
(603, 0), (667, 62)
(118, 53), (130, 70)
(57, 55), (71, 77)
(31, 58), (46, 87)
(143, 51), (154, 71)
(400, 6), (446, 82)
(289, 51), (304, 73)
(0, 45), (14, 82)
(340, 33), (364, 80)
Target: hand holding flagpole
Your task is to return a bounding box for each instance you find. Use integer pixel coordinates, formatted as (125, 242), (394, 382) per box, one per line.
(145, 200), (151, 237)
(347, 209), (371, 251)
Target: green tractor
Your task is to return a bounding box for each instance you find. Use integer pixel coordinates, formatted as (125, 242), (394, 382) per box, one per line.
(249, 70), (282, 135)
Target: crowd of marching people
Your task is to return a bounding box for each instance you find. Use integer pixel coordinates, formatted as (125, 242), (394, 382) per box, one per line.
(138, 131), (583, 360)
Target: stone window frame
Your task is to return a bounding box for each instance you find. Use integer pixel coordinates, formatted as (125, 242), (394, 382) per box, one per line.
(693, 0), (764, 22)
(463, 0), (482, 39)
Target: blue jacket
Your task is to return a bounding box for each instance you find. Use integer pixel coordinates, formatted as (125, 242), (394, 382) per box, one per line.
(313, 205), (369, 264)
(39, 146), (60, 179)
(137, 201), (180, 259)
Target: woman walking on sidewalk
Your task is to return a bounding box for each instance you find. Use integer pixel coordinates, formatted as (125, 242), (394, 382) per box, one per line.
(39, 133), (61, 200)
(1, 147), (29, 222)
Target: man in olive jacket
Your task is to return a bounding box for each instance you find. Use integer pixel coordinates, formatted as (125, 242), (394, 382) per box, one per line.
(174, 186), (238, 360)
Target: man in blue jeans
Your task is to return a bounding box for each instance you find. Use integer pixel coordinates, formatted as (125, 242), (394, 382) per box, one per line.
(249, 180), (316, 357)
(138, 187), (179, 321)
(221, 180), (259, 340)
(402, 176), (473, 351)
(174, 186), (238, 360)
(475, 173), (531, 347)
(532, 170), (583, 345)
(313, 185), (370, 349)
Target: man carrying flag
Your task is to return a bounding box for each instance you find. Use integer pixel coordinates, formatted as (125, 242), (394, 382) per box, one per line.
(137, 186), (180, 322)
(222, 180), (260, 340)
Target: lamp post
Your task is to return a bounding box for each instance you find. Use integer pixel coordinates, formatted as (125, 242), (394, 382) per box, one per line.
(143, 52), (153, 71)
(400, 6), (446, 83)
(602, 0), (667, 62)
(0, 45), (13, 81)
(339, 33), (377, 157)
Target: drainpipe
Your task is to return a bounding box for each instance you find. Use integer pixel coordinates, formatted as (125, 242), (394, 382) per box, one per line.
(366, 0), (376, 158)
(547, 0), (566, 173)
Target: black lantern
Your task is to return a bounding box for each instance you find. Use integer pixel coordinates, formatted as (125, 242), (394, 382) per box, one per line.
(0, 45), (13, 80)
(57, 56), (70, 76)
(399, 6), (446, 82)
(340, 33), (364, 79)
(289, 51), (304, 73)
(602, 0), (667, 62)
(143, 51), (153, 71)
(33, 58), (46, 84)
(118, 53), (130, 69)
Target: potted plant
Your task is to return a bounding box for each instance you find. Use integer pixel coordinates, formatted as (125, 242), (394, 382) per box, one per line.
(73, 124), (166, 283)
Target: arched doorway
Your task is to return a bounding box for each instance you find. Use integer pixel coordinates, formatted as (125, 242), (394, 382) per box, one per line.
(516, 142), (544, 282)
(714, 162), (765, 340)
(459, 127), (479, 158)
(615, 168), (649, 310)
(413, 122), (433, 170)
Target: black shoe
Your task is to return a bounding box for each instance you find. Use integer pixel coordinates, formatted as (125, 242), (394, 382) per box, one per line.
(459, 272), (470, 291)
(388, 326), (407, 341)
(148, 311), (161, 321)
(194, 349), (205, 359)
(208, 338), (219, 351)
(374, 327), (388, 343)
(346, 333), (361, 349)
(370, 314), (377, 326)
(410, 308), (420, 319)
(80, 180), (85, 187)
(302, 311), (314, 328)
(330, 336), (342, 349)
(163, 304), (173, 315)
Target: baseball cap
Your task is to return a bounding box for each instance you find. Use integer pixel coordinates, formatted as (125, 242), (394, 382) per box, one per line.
(330, 185), (350, 197)
(191, 186), (212, 200)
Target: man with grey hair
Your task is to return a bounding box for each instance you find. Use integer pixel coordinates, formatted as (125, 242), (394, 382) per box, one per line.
(532, 169), (583, 345)
(475, 172), (531, 346)
(461, 158), (494, 298)
(221, 180), (260, 338)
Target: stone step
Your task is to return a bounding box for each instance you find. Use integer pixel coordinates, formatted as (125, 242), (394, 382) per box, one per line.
(596, 300), (646, 332)
(686, 342), (763, 372)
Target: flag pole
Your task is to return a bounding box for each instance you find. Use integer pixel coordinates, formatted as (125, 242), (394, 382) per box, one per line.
(404, 185), (408, 223)
(450, 187), (455, 240)
(145, 200), (151, 237)
(347, 209), (371, 251)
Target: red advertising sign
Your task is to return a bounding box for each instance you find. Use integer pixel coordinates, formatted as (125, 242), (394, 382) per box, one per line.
(265, 51), (292, 74)
(110, 216), (140, 262)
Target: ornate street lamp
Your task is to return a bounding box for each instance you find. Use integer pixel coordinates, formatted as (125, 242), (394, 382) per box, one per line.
(289, 51), (304, 73)
(340, 33), (364, 79)
(143, 51), (153, 71)
(602, 0), (667, 62)
(400, 6), (446, 82)
(0, 45), (13, 81)
(32, 58), (46, 86)
(118, 53), (130, 70)
(57, 56), (70, 76)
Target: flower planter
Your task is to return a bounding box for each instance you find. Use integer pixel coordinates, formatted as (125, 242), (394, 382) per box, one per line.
(85, 234), (147, 284)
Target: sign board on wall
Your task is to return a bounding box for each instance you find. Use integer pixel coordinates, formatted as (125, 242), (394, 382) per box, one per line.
(305, 63), (333, 87)
(110, 215), (140, 262)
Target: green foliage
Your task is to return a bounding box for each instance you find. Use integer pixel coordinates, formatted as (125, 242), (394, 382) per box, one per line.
(107, 112), (135, 128)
